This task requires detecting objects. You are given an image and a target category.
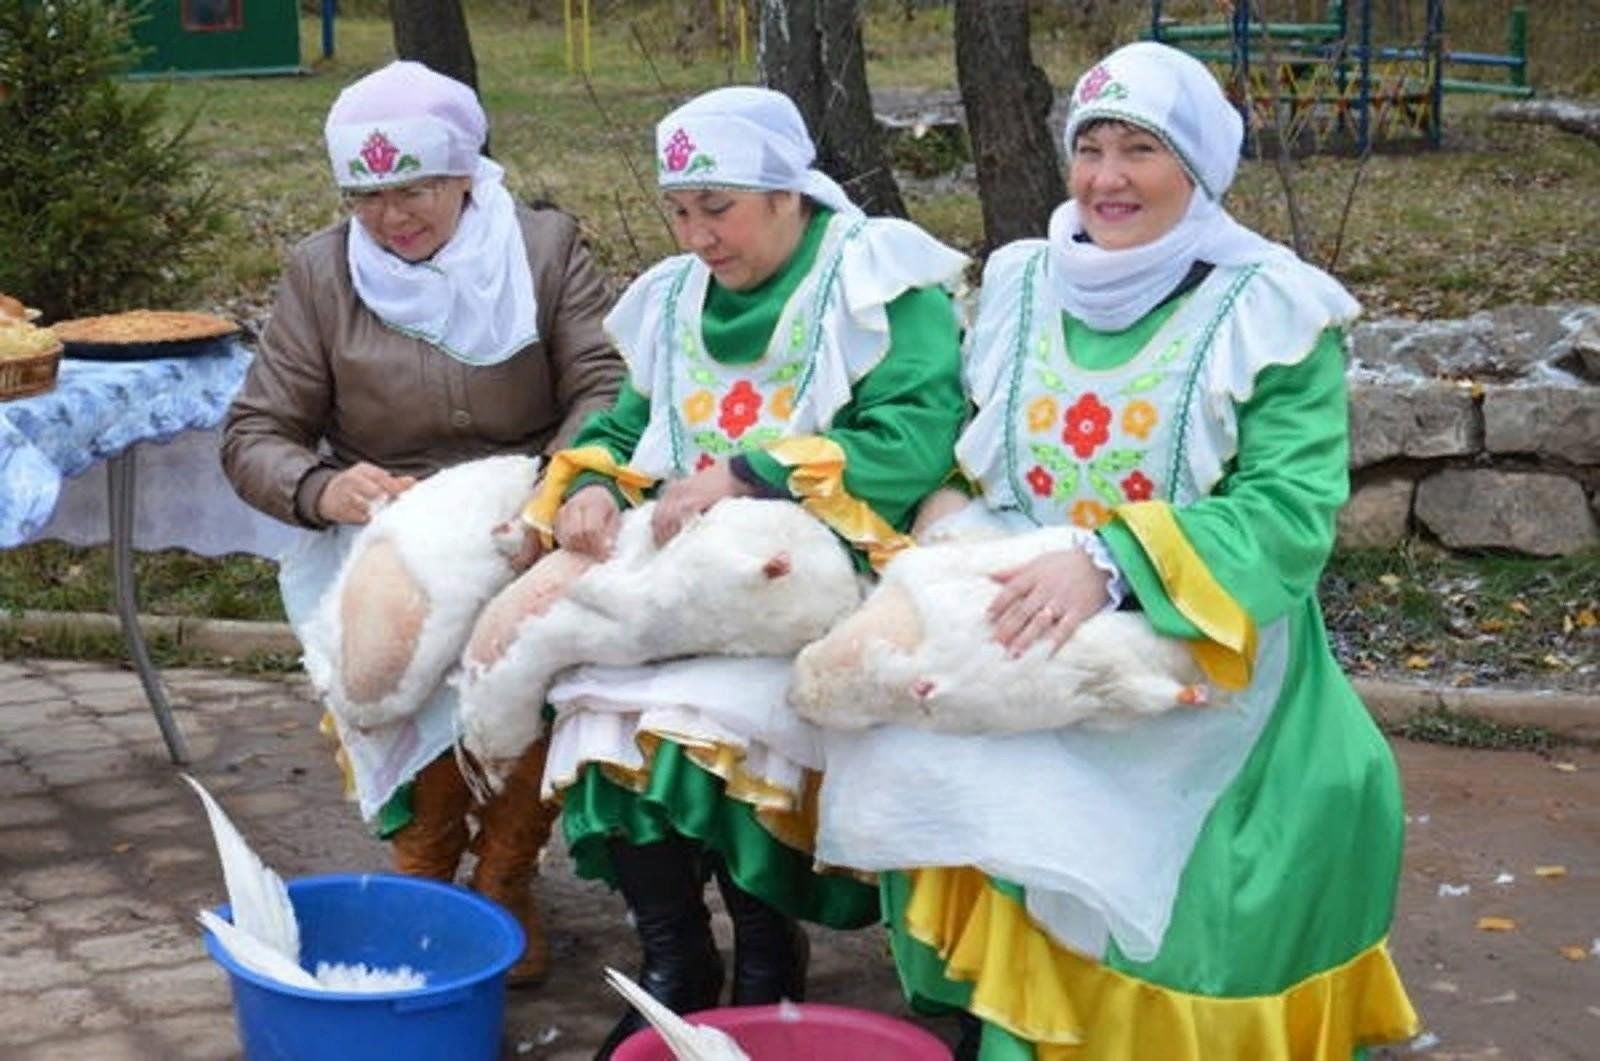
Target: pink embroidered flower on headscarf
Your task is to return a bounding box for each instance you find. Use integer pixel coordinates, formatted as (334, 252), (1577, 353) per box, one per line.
(359, 131), (400, 176)
(663, 128), (696, 173)
(1078, 64), (1113, 103)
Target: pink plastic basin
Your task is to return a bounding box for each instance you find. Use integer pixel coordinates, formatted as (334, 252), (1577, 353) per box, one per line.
(611, 1002), (951, 1060)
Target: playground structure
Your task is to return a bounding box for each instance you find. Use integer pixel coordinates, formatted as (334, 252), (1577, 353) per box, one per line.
(1147, 2), (1534, 153)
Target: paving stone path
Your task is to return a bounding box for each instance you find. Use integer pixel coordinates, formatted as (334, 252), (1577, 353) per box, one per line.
(3, 658), (1596, 1059)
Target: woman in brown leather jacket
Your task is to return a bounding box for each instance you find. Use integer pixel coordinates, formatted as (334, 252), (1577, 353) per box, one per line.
(221, 60), (621, 985)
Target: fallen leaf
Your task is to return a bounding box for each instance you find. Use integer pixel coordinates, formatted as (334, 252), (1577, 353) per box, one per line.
(1406, 654), (1432, 670)
(1428, 979), (1460, 993)
(1409, 1030), (1441, 1051)
(1534, 865), (1567, 878)
(1542, 653), (1570, 670)
(1438, 882), (1471, 897)
(1476, 916), (1516, 932)
(1560, 945), (1588, 962)
(1477, 989), (1519, 1004)
(1509, 600), (1531, 615)
(1588, 1004), (1600, 1020)
(111, 842), (133, 854)
(1478, 618), (1506, 634)
(1379, 573), (1402, 589)
(1577, 609), (1597, 629)
(1553, 762), (1579, 773)
(1494, 872), (1515, 885)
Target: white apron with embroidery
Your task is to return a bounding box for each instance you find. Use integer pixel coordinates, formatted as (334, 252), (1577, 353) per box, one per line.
(543, 214), (966, 814)
(816, 240), (1358, 963)
(279, 527), (460, 821)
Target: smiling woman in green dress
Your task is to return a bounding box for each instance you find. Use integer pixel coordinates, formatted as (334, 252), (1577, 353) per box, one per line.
(816, 42), (1421, 1061)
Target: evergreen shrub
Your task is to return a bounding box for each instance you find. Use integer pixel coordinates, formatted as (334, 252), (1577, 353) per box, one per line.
(0, 1), (223, 321)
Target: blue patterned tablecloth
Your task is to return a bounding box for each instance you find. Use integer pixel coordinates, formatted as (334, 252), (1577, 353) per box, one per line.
(0, 340), (250, 548)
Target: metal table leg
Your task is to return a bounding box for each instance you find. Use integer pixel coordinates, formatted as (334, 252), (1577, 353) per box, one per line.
(107, 447), (189, 764)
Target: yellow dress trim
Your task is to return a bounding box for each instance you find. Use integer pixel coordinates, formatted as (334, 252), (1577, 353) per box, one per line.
(1111, 500), (1257, 690)
(520, 445), (655, 544)
(765, 435), (915, 571)
(319, 710), (357, 800)
(904, 867), (1420, 1058)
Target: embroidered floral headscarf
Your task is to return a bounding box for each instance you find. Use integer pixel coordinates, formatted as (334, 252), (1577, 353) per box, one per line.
(1050, 42), (1283, 331)
(320, 61), (537, 366)
(654, 87), (861, 217)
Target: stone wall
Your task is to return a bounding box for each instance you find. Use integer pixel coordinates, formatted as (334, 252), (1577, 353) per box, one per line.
(1339, 305), (1600, 556)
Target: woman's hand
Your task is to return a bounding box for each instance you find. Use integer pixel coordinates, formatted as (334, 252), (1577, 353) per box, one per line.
(987, 547), (1113, 658)
(554, 484), (622, 559)
(651, 460), (754, 547)
(316, 462), (416, 524)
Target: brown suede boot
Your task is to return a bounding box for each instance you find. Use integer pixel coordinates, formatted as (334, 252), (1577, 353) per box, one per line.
(470, 739), (557, 986)
(390, 752), (472, 881)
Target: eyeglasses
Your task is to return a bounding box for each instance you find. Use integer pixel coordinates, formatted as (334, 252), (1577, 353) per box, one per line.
(342, 179), (450, 217)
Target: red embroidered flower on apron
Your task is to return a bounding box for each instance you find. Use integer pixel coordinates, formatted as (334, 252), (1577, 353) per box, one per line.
(719, 379), (763, 439)
(1062, 393), (1112, 459)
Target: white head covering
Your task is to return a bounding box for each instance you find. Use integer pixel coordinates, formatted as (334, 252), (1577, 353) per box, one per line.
(654, 86), (861, 217)
(1050, 42), (1284, 331)
(322, 61), (537, 366)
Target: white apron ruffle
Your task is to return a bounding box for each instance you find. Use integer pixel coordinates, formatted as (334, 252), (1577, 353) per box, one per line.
(958, 245), (1360, 507)
(603, 212), (967, 478)
(543, 656), (822, 805)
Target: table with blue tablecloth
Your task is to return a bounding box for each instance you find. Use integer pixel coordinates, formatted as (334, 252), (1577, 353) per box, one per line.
(1, 340), (303, 761)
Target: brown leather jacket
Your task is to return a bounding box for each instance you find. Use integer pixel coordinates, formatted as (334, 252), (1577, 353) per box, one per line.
(222, 204), (622, 527)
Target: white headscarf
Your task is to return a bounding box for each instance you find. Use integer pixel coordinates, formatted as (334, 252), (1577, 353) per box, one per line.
(323, 61), (537, 366)
(654, 86), (861, 217)
(1051, 42), (1286, 331)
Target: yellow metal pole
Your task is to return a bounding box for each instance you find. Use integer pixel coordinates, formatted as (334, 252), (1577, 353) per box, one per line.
(563, 0), (573, 72)
(738, 0), (748, 65)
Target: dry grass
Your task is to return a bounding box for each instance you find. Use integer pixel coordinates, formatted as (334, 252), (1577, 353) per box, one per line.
(154, 3), (1597, 325)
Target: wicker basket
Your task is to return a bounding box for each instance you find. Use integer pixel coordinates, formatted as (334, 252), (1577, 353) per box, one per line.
(0, 339), (63, 400)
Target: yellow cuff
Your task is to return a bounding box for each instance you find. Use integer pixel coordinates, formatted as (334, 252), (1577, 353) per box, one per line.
(765, 436), (915, 571)
(521, 446), (656, 545)
(1112, 501), (1256, 690)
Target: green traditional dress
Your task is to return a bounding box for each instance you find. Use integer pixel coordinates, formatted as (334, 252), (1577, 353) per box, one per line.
(821, 240), (1419, 1057)
(528, 206), (968, 928)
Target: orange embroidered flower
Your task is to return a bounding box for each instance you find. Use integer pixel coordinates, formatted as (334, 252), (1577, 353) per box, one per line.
(1121, 399), (1158, 440)
(1026, 395), (1058, 433)
(1121, 470), (1154, 501)
(770, 384), (795, 421)
(1071, 498), (1109, 529)
(1026, 465), (1053, 497)
(683, 389), (715, 425)
(719, 380), (762, 439)
(1062, 393), (1112, 459)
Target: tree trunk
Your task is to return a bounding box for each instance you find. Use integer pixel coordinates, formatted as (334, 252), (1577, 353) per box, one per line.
(954, 0), (1063, 252)
(390, 0), (479, 92)
(758, 0), (907, 218)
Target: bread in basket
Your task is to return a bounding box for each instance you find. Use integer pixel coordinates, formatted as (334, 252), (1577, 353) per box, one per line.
(0, 293), (61, 400)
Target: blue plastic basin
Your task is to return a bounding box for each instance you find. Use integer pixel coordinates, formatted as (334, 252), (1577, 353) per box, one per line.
(203, 872), (523, 1061)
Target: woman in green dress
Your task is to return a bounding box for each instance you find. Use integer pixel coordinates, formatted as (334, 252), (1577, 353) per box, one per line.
(815, 42), (1419, 1059)
(519, 85), (969, 1056)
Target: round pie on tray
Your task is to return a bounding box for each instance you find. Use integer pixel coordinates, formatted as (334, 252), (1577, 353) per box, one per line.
(50, 309), (240, 361)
